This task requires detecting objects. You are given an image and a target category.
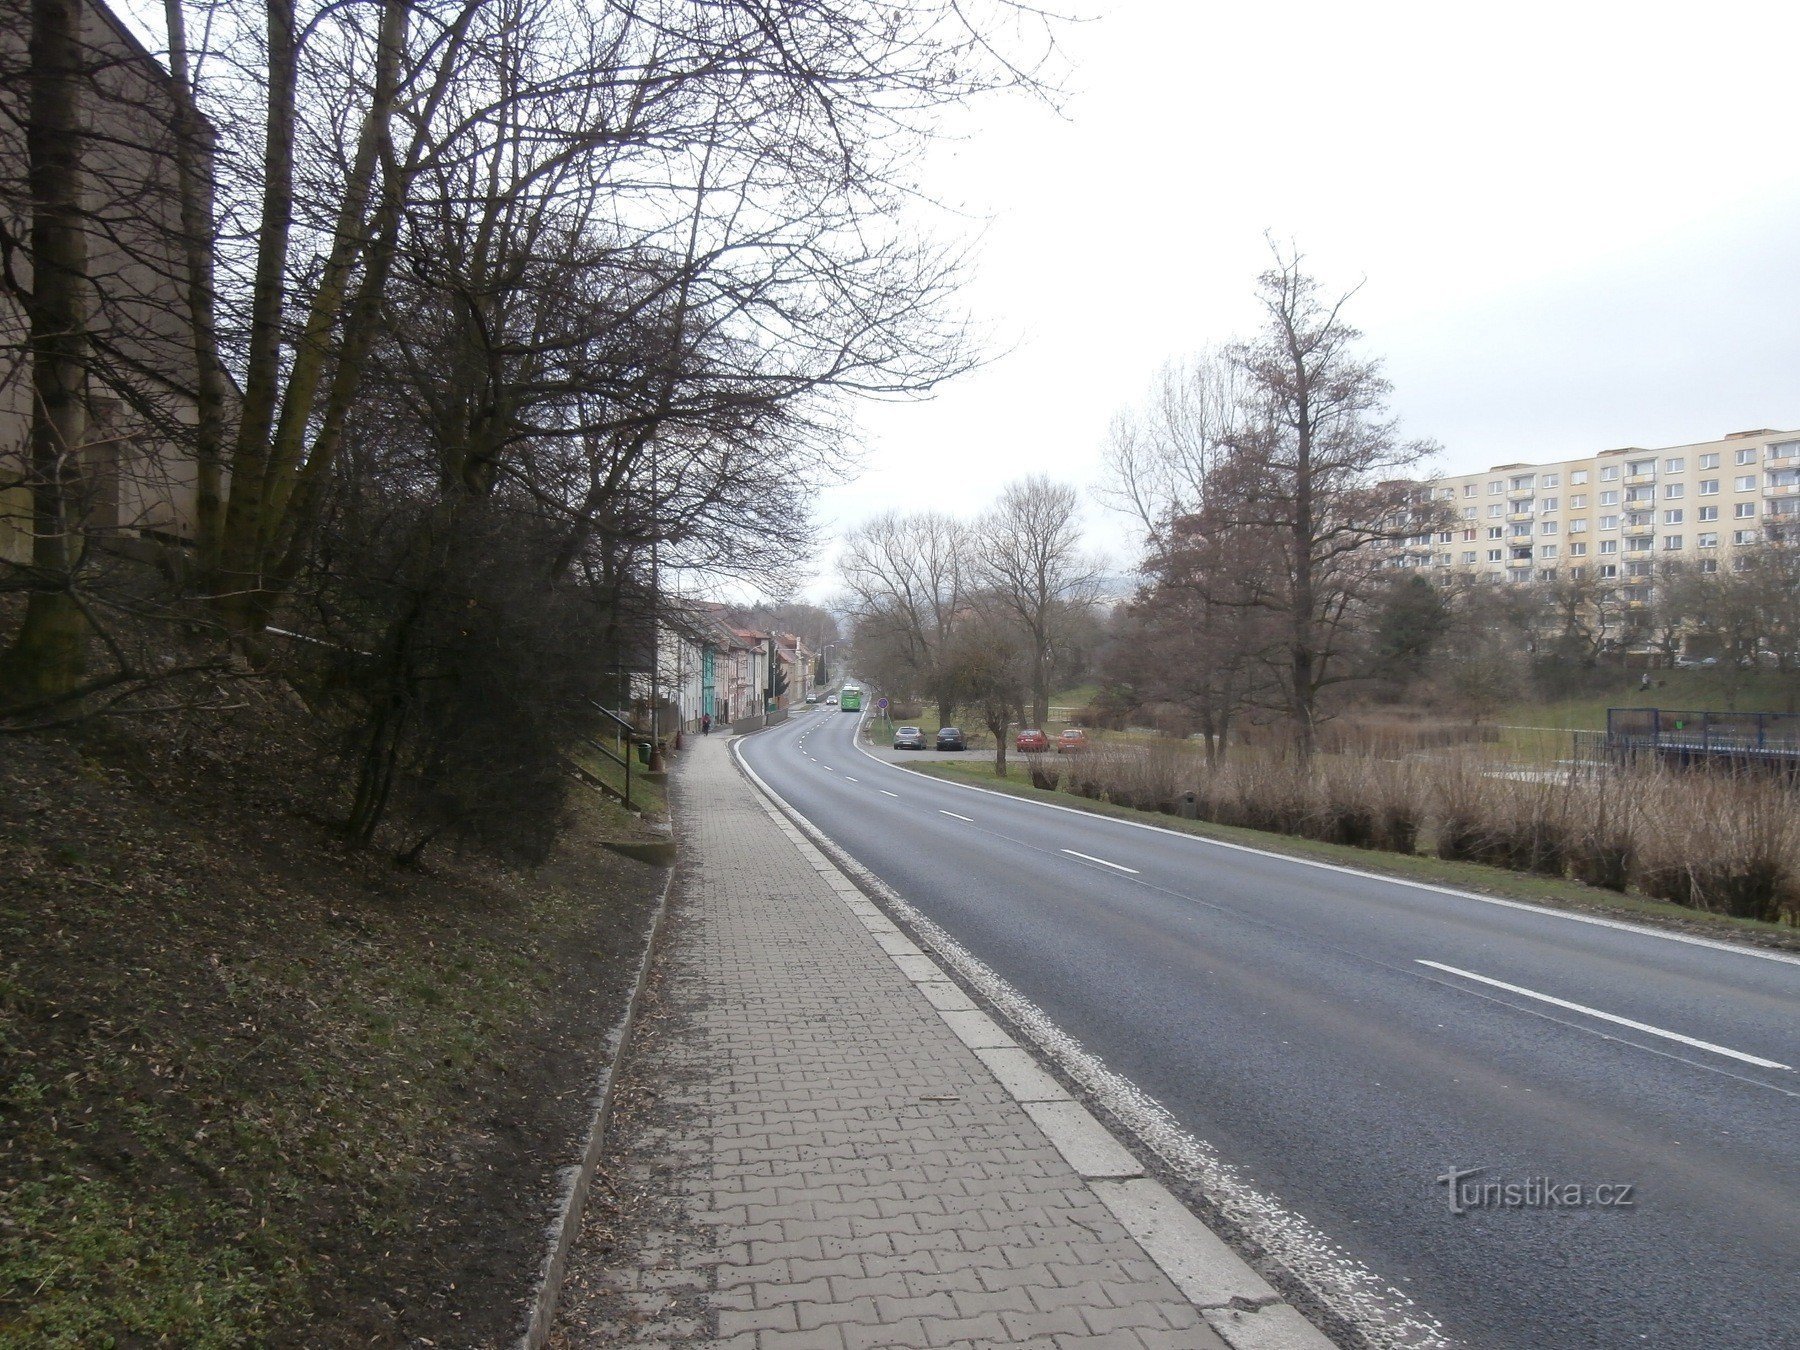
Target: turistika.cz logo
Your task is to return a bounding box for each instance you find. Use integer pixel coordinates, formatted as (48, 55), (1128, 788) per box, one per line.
(1436, 1165), (1637, 1215)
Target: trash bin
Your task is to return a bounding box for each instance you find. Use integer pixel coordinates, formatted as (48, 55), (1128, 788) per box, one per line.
(1178, 790), (1199, 820)
(634, 739), (653, 766)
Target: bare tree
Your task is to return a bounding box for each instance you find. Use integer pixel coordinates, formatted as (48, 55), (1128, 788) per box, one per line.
(972, 475), (1099, 728)
(1212, 242), (1438, 757)
(839, 511), (969, 722)
(0, 0), (90, 703)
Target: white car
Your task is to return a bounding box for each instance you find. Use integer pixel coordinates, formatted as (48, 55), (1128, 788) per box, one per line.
(826, 694), (838, 706)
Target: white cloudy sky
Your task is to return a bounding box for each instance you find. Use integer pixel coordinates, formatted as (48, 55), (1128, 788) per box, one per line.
(801, 0), (1800, 597)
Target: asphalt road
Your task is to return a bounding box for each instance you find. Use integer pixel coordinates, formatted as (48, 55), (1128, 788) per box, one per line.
(738, 707), (1800, 1350)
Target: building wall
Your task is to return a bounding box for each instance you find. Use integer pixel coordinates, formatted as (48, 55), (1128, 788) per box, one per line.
(1393, 429), (1800, 610)
(1, 0), (213, 564)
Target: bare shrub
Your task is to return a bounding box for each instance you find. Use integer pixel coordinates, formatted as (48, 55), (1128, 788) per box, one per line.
(1569, 772), (1636, 892)
(1028, 761), (1060, 791)
(1636, 772), (1798, 921)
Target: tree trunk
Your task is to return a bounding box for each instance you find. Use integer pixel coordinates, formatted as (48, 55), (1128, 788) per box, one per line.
(162, 0), (229, 575)
(2, 0), (91, 705)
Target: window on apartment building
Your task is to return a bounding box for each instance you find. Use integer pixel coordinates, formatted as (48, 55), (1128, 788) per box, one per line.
(1463, 529), (1477, 541)
(1569, 494), (1586, 508)
(1627, 561), (1652, 577)
(1699, 453), (1720, 469)
(1627, 460), (1654, 476)
(1538, 568), (1557, 581)
(1699, 479), (1719, 495)
(1461, 506), (1476, 520)
(1664, 457), (1684, 473)
(1570, 566), (1587, 579)
(1737, 447), (1757, 465)
(1600, 465), (1619, 481)
(1437, 531), (1453, 543)
(1600, 563), (1618, 578)
(1698, 532), (1719, 548)
(1488, 480), (1503, 494)
(1599, 490), (1618, 506)
(1735, 501), (1756, 518)
(1627, 537), (1653, 551)
(1569, 519), (1587, 533)
(1699, 558), (1719, 574)
(1438, 554), (1452, 566)
(1542, 473), (1560, 487)
(1626, 487), (1655, 503)
(1699, 505), (1719, 521)
(1511, 475), (1534, 491)
(1733, 555), (1752, 571)
(1488, 503), (1503, 517)
(1661, 535), (1683, 550)
(1540, 521), (1557, 534)
(1663, 483), (1684, 499)
(1663, 509), (1683, 524)
(1600, 514), (1619, 529)
(1734, 530), (1757, 544)
(1599, 539), (1618, 554)
(1486, 549), (1503, 562)
(1570, 542), (1587, 556)
(1772, 440), (1800, 458)
(1512, 523), (1532, 536)
(1539, 496), (1558, 512)
(1735, 474), (1756, 491)
(1487, 527), (1503, 539)
(1463, 483), (1478, 497)
(1437, 488), (1454, 500)
(1571, 470), (1589, 485)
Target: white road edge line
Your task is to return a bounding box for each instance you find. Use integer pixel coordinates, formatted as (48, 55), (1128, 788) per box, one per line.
(1417, 960), (1793, 1071)
(731, 722), (1434, 1350)
(938, 809), (974, 822)
(1062, 848), (1140, 875)
(844, 711), (1800, 970)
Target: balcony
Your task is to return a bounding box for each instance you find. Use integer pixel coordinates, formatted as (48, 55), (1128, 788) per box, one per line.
(1506, 555), (1532, 568)
(1507, 509), (1534, 522)
(1624, 472), (1656, 486)
(1764, 481), (1800, 499)
(1507, 490), (1535, 503)
(1622, 522), (1655, 538)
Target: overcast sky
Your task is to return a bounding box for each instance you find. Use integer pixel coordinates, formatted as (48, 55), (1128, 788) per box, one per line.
(800, 0), (1800, 599)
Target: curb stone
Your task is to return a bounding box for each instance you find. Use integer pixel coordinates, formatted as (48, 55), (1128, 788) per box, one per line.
(516, 831), (679, 1349)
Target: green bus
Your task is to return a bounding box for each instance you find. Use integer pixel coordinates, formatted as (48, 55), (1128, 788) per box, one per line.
(838, 685), (862, 712)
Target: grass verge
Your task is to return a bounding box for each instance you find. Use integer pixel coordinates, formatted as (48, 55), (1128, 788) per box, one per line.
(899, 760), (1800, 953)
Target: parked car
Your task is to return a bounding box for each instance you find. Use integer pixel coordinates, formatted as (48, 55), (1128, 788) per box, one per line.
(1016, 727), (1049, 753)
(825, 694), (838, 705)
(935, 726), (967, 751)
(893, 726), (927, 750)
(1055, 728), (1089, 754)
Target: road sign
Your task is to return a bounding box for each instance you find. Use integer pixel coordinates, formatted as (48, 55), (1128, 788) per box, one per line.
(876, 697), (889, 710)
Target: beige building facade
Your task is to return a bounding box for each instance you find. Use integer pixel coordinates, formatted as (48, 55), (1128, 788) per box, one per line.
(1, 0), (213, 565)
(1393, 428), (1800, 609)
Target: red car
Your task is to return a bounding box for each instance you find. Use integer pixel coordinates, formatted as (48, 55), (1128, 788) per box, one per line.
(1055, 728), (1090, 754)
(1016, 728), (1049, 753)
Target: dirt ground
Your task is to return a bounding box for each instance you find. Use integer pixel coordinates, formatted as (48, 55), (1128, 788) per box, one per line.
(0, 688), (669, 1347)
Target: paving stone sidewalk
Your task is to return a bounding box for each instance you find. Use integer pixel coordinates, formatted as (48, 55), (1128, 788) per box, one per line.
(549, 732), (1228, 1349)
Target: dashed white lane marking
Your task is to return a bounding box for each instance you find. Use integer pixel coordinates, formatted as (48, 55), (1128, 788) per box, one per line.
(822, 765), (834, 772)
(1417, 960), (1793, 1071)
(1062, 848), (1140, 875)
(844, 776), (858, 783)
(879, 790), (899, 798)
(939, 810), (974, 822)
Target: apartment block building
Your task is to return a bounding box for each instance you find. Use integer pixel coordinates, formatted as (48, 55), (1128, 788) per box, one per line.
(1393, 428), (1800, 609)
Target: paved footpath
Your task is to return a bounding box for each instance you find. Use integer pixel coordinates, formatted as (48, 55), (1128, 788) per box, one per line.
(550, 732), (1234, 1349)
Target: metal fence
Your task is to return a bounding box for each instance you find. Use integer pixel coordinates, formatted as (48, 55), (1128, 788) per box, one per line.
(1591, 708), (1800, 778)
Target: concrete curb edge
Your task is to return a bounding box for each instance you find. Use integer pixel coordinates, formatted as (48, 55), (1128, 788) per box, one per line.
(515, 824), (681, 1348)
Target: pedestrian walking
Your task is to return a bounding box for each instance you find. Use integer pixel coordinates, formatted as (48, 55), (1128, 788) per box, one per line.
(701, 712), (712, 735)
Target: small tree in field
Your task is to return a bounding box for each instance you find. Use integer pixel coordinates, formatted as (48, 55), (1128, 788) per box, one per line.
(943, 614), (1029, 778)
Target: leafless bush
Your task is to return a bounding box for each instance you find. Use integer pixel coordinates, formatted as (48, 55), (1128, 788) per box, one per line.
(1636, 773), (1797, 921)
